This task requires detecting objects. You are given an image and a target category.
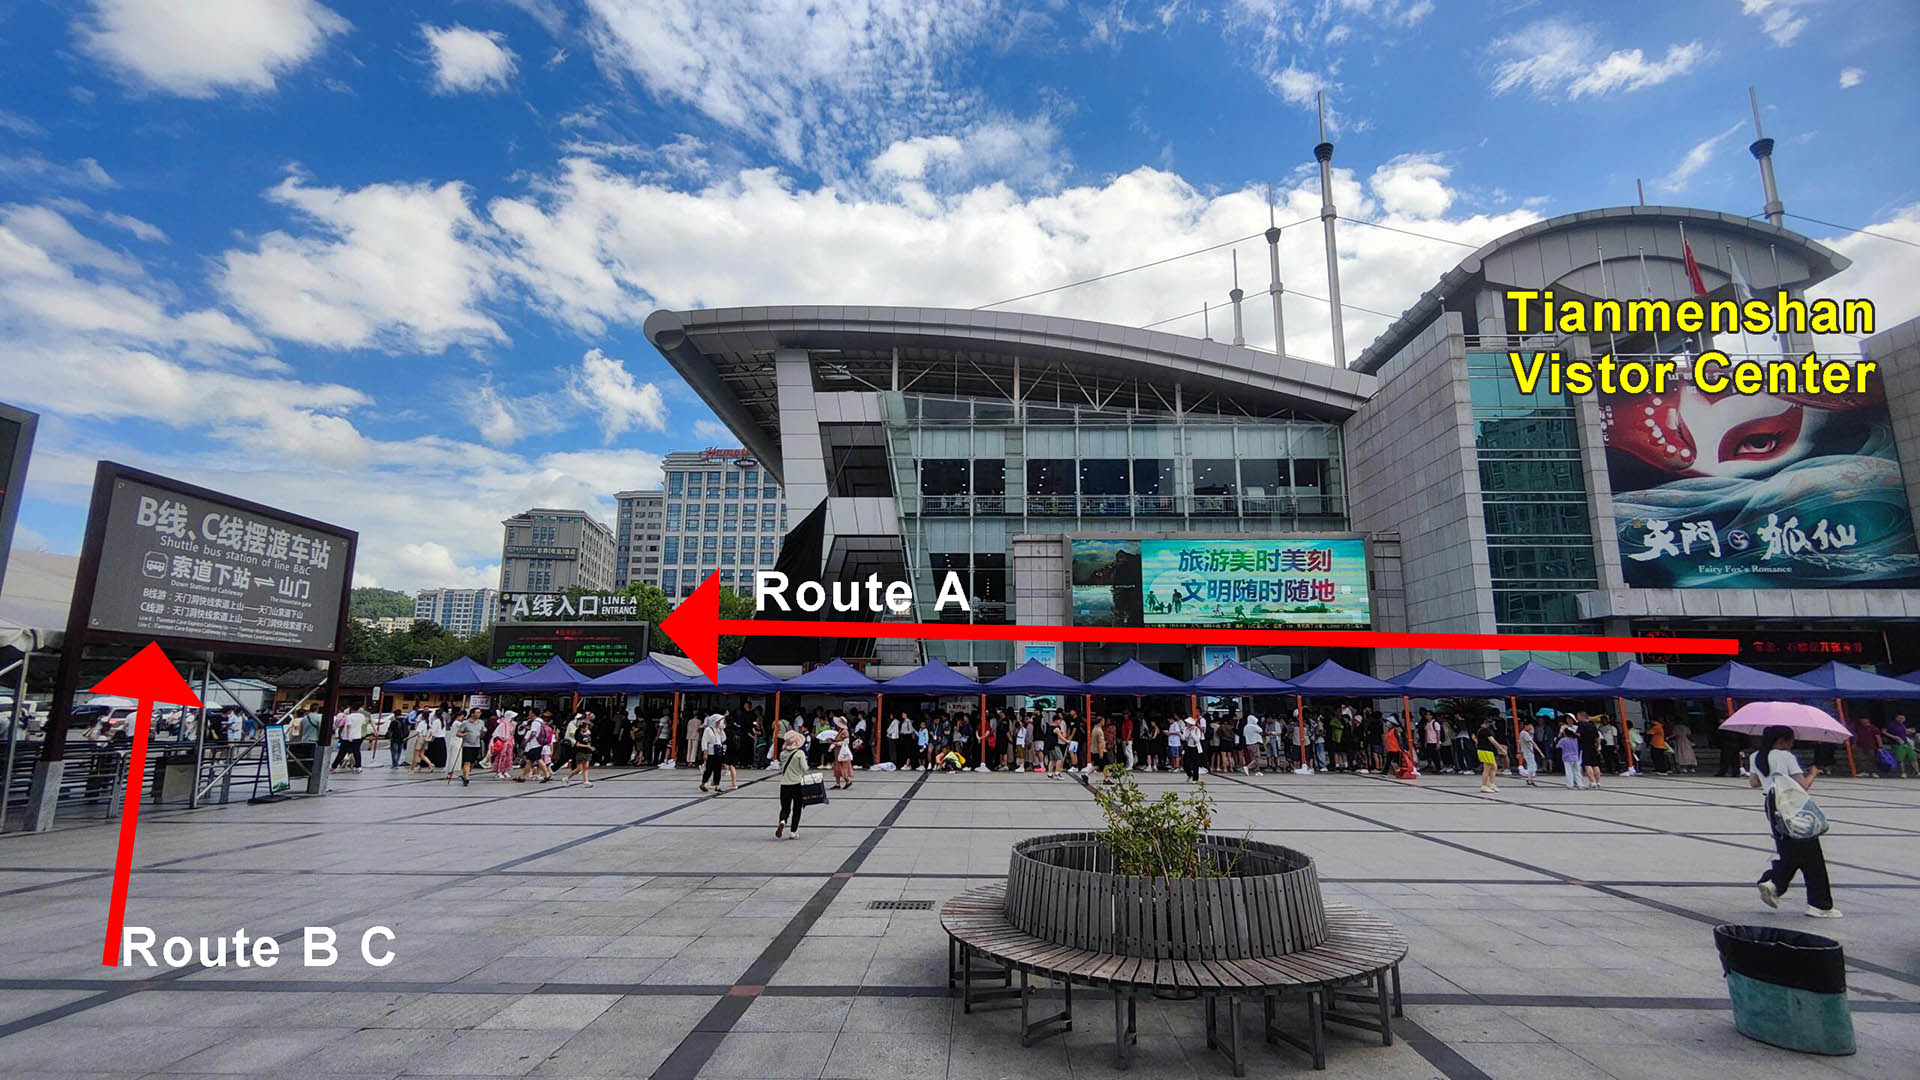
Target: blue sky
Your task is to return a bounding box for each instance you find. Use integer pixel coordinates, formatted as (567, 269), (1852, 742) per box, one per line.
(5, 0), (1917, 593)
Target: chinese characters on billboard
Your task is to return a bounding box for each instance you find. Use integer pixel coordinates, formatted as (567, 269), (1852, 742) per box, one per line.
(490, 621), (650, 677)
(1601, 363), (1920, 588)
(87, 473), (353, 653)
(1071, 537), (1370, 628)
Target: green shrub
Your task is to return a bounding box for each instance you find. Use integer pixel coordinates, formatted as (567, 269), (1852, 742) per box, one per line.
(1091, 763), (1241, 879)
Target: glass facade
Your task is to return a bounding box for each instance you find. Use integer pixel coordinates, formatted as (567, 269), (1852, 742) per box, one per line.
(885, 391), (1348, 669)
(654, 454), (788, 598)
(1467, 352), (1599, 640)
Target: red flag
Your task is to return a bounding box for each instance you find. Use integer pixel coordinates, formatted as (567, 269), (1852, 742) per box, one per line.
(1682, 235), (1708, 296)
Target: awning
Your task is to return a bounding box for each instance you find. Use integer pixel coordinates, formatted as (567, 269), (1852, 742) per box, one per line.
(1186, 660), (1293, 694)
(781, 658), (880, 694)
(880, 659), (980, 694)
(384, 656), (508, 693)
(1086, 658), (1190, 695)
(983, 659), (1089, 695)
(1387, 659), (1502, 697)
(1288, 659), (1397, 697)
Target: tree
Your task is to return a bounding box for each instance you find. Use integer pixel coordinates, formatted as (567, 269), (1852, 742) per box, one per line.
(350, 587), (413, 618)
(620, 581), (755, 663)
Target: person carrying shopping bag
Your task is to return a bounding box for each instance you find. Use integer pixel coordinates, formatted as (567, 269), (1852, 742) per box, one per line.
(774, 730), (811, 838)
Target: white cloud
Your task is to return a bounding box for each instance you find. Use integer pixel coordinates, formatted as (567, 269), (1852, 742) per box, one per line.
(1368, 154), (1453, 218)
(1741, 0), (1812, 46)
(1838, 67), (1864, 89)
(0, 110), (43, 137)
(1489, 18), (1705, 100)
(565, 348), (667, 440)
(391, 541), (499, 591)
(467, 380), (523, 446)
(868, 117), (1065, 199)
(486, 148), (1540, 368)
(581, 0), (999, 181)
(1654, 122), (1744, 195)
(1808, 204), (1920, 358)
(420, 24), (518, 95)
(693, 419), (736, 444)
(217, 172), (508, 351)
(76, 0), (348, 97)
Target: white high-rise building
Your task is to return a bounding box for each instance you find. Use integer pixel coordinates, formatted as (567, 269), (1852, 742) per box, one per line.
(413, 588), (500, 635)
(614, 489), (666, 590)
(655, 448), (788, 599)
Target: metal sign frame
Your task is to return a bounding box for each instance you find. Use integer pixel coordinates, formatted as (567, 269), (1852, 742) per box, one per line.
(28, 462), (358, 827)
(0, 401), (38, 600)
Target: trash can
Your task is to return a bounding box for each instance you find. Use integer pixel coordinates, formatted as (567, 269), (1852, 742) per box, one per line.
(1713, 925), (1855, 1055)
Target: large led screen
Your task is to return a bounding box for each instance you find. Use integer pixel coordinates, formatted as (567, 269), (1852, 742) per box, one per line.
(1071, 537), (1370, 628)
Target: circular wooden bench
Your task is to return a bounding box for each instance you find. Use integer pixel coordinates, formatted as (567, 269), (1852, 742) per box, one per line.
(943, 882), (1408, 1074)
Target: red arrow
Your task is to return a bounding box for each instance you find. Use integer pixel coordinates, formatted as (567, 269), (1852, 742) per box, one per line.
(658, 571), (1738, 682)
(92, 643), (202, 966)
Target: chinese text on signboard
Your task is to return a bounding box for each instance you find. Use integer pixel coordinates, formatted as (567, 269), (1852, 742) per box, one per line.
(1070, 537), (1370, 628)
(87, 476), (352, 653)
(490, 621), (650, 677)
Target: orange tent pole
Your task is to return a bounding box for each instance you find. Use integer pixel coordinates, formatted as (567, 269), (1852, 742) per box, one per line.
(1295, 694), (1305, 771)
(1509, 697), (1521, 764)
(1836, 699), (1857, 776)
(1615, 696), (1635, 772)
(1400, 694), (1413, 774)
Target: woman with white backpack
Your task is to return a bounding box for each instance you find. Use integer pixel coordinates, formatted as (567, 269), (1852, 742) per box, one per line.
(1748, 725), (1839, 919)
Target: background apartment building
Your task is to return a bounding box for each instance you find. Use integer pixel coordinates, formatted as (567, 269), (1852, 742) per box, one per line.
(614, 489), (666, 590)
(499, 508), (616, 593)
(656, 448), (788, 599)
(412, 587), (500, 635)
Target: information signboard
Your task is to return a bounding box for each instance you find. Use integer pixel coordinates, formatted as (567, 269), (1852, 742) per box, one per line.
(264, 724), (290, 793)
(490, 621), (650, 677)
(83, 471), (355, 655)
(1071, 535), (1371, 629)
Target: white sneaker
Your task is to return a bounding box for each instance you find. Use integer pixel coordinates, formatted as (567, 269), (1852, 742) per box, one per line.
(1805, 906), (1842, 919)
(583, 780), (594, 788)
(1757, 881), (1780, 909)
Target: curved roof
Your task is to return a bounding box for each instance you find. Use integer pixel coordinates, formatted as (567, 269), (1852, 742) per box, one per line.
(1352, 206), (1852, 375)
(646, 305), (1376, 471)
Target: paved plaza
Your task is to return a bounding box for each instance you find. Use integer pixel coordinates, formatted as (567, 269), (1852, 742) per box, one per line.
(0, 764), (1914, 1080)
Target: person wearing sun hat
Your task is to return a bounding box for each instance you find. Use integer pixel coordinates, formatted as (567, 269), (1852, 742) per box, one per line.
(775, 730), (809, 839)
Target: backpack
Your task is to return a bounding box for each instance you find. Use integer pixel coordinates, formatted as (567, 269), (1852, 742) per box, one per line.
(1767, 772), (1829, 840)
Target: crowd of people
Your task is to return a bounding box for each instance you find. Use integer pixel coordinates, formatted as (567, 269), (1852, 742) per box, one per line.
(262, 699), (1919, 790)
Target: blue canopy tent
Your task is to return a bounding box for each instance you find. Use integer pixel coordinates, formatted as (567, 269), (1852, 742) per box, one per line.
(1585, 662), (1717, 774)
(383, 656), (508, 693)
(1691, 661), (1830, 702)
(583, 657), (698, 763)
(1187, 660), (1293, 695)
(1087, 658), (1188, 695)
(712, 658), (784, 693)
(583, 657), (694, 693)
(881, 660), (984, 755)
(1386, 661), (1503, 766)
(496, 656), (594, 694)
(1791, 662), (1920, 775)
(1285, 661), (1400, 770)
(783, 660), (882, 764)
(1491, 661), (1607, 752)
(496, 663), (532, 678)
(880, 659), (980, 694)
(983, 659), (1090, 695)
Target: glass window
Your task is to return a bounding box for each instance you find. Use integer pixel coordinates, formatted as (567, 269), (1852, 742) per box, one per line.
(763, 502), (776, 517)
(1240, 460), (1288, 495)
(663, 537), (678, 561)
(665, 506), (680, 529)
(667, 472), (683, 496)
(1079, 459), (1129, 496)
(703, 536), (717, 551)
(708, 470), (723, 482)
(922, 398), (970, 420)
(1191, 459), (1236, 495)
(1292, 459), (1329, 492)
(1027, 459), (1076, 495)
(1132, 459), (1174, 494)
(973, 459), (1006, 496)
(921, 459), (970, 496)
(662, 569), (677, 592)
(745, 469), (759, 484)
